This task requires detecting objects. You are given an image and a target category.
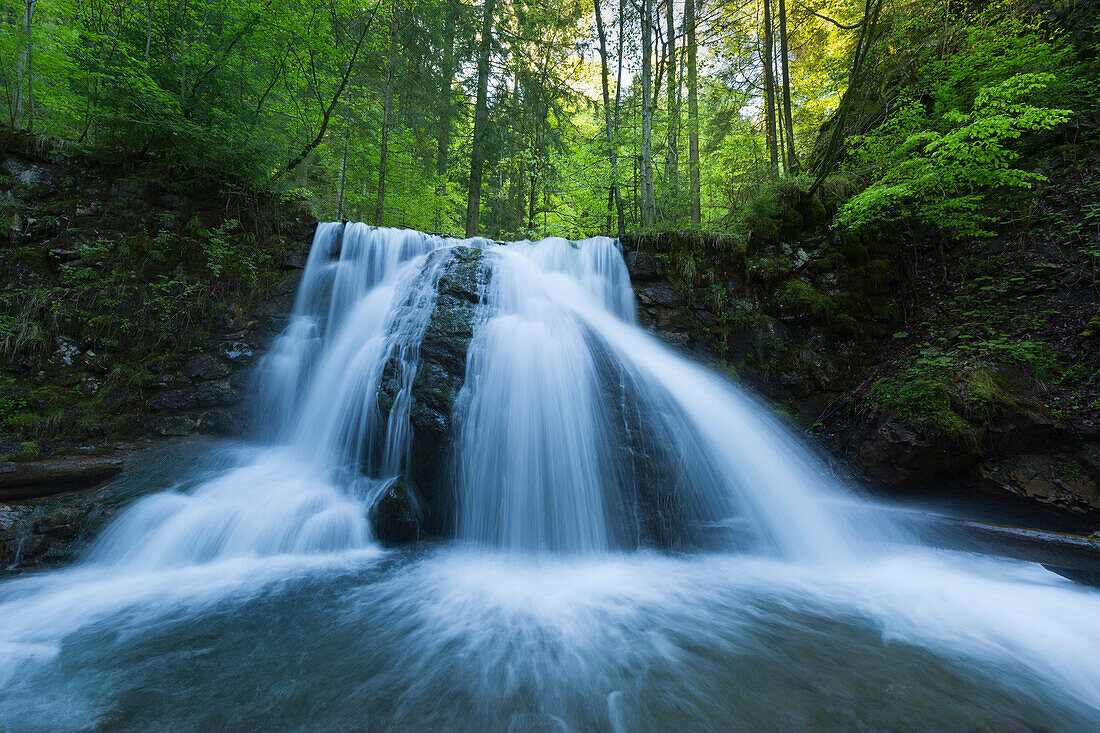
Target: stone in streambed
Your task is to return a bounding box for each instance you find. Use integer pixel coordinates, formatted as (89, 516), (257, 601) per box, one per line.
(369, 477), (426, 545)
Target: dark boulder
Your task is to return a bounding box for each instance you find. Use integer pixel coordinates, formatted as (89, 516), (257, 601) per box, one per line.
(185, 353), (232, 381)
(377, 246), (488, 533)
(623, 250), (664, 281)
(369, 477), (426, 544)
(979, 444), (1100, 516)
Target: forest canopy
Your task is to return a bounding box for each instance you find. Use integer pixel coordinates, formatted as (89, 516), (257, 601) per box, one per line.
(1, 0), (1095, 239)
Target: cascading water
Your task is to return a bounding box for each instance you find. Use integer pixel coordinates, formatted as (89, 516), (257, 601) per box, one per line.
(0, 225), (1098, 731)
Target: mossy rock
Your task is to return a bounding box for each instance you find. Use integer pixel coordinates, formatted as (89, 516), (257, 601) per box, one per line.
(747, 255), (794, 284)
(369, 477), (425, 545)
(780, 206), (805, 237)
(827, 313), (863, 340)
(2, 440), (41, 461)
(840, 239), (869, 266)
(774, 279), (835, 322)
(817, 248), (847, 272)
(799, 195), (829, 229)
(864, 259), (900, 290)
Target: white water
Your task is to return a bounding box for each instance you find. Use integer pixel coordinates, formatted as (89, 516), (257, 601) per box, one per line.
(1, 225), (1098, 730)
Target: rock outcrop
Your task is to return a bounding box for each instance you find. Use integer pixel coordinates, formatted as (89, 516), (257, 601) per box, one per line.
(376, 246), (488, 536)
(622, 217), (1100, 528)
(0, 439), (210, 571)
(0, 456), (123, 500)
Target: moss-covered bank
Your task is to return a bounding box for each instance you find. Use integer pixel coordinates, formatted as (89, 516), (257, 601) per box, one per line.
(0, 131), (314, 461)
(624, 168), (1100, 527)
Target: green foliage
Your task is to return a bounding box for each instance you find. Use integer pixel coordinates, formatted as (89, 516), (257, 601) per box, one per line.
(775, 279), (835, 321)
(2, 440), (40, 462)
(865, 352), (976, 440)
(839, 74), (1071, 236)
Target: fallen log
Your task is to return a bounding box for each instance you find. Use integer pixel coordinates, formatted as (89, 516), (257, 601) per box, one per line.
(0, 457), (124, 500)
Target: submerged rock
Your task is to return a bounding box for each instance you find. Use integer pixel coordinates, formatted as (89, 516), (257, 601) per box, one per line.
(369, 477), (425, 545)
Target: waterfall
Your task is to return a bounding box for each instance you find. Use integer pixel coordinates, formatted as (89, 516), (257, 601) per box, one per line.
(1, 225), (1098, 731)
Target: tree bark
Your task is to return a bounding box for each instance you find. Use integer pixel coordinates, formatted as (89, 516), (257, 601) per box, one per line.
(762, 0), (778, 179)
(685, 0), (701, 225)
(778, 0), (798, 173)
(807, 0), (884, 197)
(465, 0), (497, 237)
(664, 0), (679, 214)
(640, 0), (657, 227)
(594, 0), (624, 236)
(375, 12), (397, 227)
(11, 0), (37, 130)
(435, 14), (455, 230)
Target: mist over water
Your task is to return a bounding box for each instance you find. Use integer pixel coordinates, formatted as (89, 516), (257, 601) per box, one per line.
(1, 225), (1098, 731)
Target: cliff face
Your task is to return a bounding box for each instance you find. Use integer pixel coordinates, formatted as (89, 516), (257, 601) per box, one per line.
(0, 131), (314, 458)
(621, 162), (1100, 529)
(0, 132), (313, 570)
(621, 227), (901, 427)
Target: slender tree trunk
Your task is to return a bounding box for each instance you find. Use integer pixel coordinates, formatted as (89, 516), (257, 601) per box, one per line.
(435, 14), (455, 230)
(664, 0), (678, 214)
(275, 12), (373, 180)
(762, 0), (778, 179)
(12, 0), (37, 130)
(465, 0), (496, 237)
(145, 0), (154, 59)
(337, 133), (348, 220)
(594, 0), (624, 236)
(528, 119), (539, 231)
(614, 0), (626, 232)
(640, 0), (656, 227)
(375, 13), (397, 227)
(808, 0), (884, 196)
(685, 0), (701, 225)
(778, 0), (798, 173)
(507, 73), (522, 233)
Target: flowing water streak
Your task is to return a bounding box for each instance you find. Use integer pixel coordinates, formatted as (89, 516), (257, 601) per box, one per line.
(455, 237), (853, 557)
(0, 225), (1099, 730)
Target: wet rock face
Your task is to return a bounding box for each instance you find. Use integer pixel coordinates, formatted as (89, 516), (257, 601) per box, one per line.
(600, 364), (689, 549)
(852, 418), (975, 487)
(369, 477), (425, 545)
(0, 440), (205, 572)
(620, 233), (900, 426)
(839, 387), (1100, 518)
(980, 444), (1100, 516)
(0, 456), (124, 500)
(377, 246), (488, 533)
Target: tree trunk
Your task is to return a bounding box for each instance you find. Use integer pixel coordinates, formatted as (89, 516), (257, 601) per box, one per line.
(465, 0), (496, 237)
(594, 0), (624, 236)
(685, 0), (701, 225)
(145, 0), (154, 60)
(762, 0), (778, 180)
(778, 0), (798, 173)
(640, 0), (656, 227)
(436, 15), (455, 230)
(614, 0), (626, 232)
(12, 0), (37, 130)
(375, 13), (397, 227)
(808, 0), (885, 197)
(663, 0), (678, 214)
(337, 133), (348, 220)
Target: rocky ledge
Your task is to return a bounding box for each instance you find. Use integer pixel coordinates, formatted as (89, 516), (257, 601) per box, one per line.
(621, 227), (1100, 529)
